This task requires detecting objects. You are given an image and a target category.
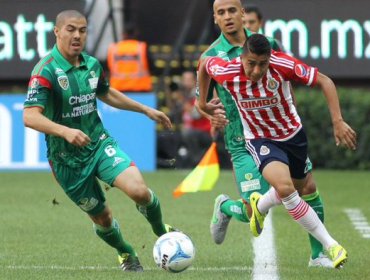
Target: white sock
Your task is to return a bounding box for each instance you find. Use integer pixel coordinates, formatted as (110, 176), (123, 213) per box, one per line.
(282, 191), (337, 249)
(257, 187), (282, 214)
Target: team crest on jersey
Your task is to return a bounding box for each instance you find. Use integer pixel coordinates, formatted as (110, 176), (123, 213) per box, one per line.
(58, 76), (69, 90)
(266, 77), (279, 92)
(90, 71), (96, 78)
(295, 64), (307, 78)
(260, 145), (270, 156)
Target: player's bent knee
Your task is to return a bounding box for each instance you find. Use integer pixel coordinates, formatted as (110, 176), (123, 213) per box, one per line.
(300, 172), (317, 195)
(90, 206), (113, 227)
(130, 184), (151, 204)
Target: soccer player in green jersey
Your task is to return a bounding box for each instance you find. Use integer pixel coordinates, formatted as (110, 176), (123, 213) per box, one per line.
(23, 10), (175, 272)
(199, 0), (334, 268)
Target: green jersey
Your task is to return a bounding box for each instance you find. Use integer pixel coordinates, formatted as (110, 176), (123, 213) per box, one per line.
(24, 45), (110, 167)
(201, 29), (280, 153)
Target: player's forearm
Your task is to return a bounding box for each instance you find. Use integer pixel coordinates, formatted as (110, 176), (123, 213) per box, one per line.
(23, 107), (67, 138)
(100, 87), (150, 115)
(197, 60), (212, 113)
(317, 73), (343, 124)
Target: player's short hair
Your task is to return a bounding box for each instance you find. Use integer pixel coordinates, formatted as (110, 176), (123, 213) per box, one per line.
(244, 4), (263, 21)
(55, 10), (85, 27)
(243, 33), (271, 56)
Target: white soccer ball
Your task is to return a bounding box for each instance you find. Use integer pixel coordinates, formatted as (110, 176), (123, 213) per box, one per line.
(153, 231), (195, 273)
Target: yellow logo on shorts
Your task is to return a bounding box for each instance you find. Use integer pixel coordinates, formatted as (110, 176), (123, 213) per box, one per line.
(245, 173), (253, 180)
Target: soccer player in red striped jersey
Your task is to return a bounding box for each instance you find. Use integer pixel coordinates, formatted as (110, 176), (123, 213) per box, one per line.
(198, 33), (356, 268)
(203, 0), (338, 268)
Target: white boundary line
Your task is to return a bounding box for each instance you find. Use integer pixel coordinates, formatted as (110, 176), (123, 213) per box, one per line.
(344, 208), (370, 238)
(2, 264), (251, 272)
(252, 210), (279, 280)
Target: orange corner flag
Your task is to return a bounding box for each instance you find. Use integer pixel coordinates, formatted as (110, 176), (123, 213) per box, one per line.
(173, 142), (220, 198)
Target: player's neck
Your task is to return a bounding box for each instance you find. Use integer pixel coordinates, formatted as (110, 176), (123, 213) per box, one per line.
(224, 29), (246, 47)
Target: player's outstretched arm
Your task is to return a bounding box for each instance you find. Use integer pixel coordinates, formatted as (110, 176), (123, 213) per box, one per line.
(197, 59), (223, 115)
(23, 107), (91, 147)
(98, 87), (172, 129)
(316, 72), (357, 150)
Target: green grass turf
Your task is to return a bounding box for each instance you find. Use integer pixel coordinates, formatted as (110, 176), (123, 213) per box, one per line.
(0, 170), (369, 280)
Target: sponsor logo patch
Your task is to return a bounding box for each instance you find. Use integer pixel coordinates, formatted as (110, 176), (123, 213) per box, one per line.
(55, 68), (64, 75)
(240, 96), (279, 110)
(112, 156), (124, 167)
(241, 179), (261, 192)
(30, 77), (39, 89)
(88, 77), (99, 89)
(217, 51), (229, 60)
(294, 64), (307, 78)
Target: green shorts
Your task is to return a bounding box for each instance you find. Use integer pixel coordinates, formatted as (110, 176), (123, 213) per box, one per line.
(50, 137), (132, 215)
(230, 144), (313, 204)
(231, 146), (270, 204)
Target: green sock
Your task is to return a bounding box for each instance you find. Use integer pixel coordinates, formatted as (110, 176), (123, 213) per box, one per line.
(94, 218), (136, 256)
(221, 199), (250, 223)
(136, 189), (166, 237)
(302, 191), (324, 259)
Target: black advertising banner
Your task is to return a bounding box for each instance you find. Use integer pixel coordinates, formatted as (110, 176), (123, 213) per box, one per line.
(0, 0), (84, 80)
(1, 0), (369, 79)
(136, 0), (370, 79)
(247, 0), (370, 78)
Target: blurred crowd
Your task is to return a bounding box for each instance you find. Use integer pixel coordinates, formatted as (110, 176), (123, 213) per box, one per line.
(156, 70), (232, 169)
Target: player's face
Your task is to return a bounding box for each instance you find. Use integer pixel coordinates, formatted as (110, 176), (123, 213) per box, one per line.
(241, 52), (270, 82)
(243, 12), (262, 33)
(213, 0), (245, 35)
(54, 17), (87, 63)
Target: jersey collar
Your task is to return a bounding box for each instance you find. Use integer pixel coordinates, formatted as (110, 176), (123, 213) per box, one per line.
(219, 28), (253, 53)
(51, 45), (87, 72)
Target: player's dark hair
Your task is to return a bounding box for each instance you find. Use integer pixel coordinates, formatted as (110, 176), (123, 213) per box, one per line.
(244, 4), (263, 21)
(243, 33), (271, 56)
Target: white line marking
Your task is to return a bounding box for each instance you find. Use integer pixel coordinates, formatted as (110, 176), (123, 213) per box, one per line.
(2, 264), (251, 272)
(344, 208), (370, 238)
(252, 210), (279, 280)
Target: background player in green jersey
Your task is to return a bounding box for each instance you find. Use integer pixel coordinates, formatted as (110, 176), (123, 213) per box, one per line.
(23, 10), (175, 272)
(243, 4), (263, 33)
(199, 0), (333, 268)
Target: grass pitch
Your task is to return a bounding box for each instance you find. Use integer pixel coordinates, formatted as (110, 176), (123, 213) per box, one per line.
(0, 170), (369, 280)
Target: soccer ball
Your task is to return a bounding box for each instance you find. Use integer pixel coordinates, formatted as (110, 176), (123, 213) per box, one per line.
(153, 231), (195, 273)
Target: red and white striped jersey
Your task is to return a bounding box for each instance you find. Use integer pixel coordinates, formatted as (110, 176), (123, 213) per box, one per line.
(205, 50), (318, 141)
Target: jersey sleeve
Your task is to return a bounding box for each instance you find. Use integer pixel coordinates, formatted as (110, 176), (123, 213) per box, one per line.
(196, 49), (218, 101)
(205, 57), (233, 85)
(96, 62), (110, 96)
(270, 51), (318, 86)
(24, 70), (53, 109)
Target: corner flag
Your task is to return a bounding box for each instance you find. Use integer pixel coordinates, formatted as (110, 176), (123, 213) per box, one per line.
(173, 142), (220, 198)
